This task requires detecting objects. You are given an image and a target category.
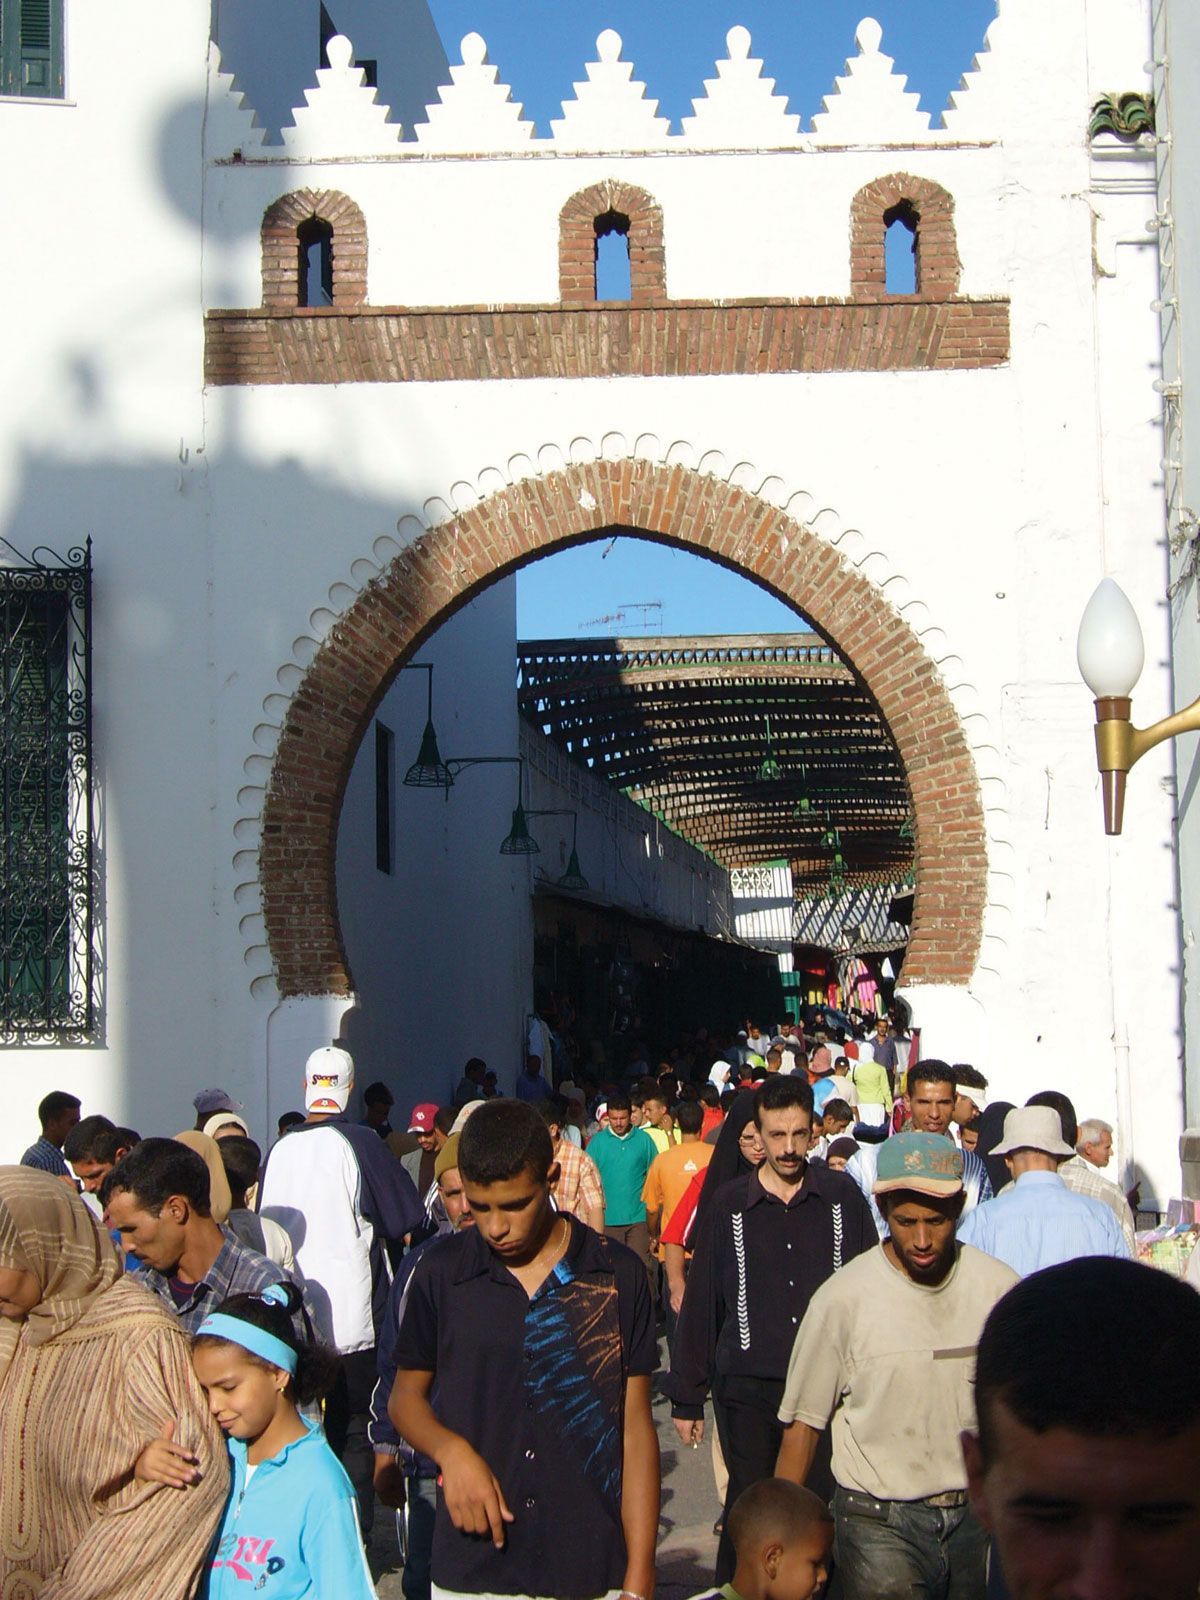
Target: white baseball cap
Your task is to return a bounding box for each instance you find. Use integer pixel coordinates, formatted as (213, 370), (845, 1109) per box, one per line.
(304, 1045), (354, 1114)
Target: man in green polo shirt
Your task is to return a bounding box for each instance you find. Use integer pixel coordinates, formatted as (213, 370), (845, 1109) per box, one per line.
(588, 1092), (658, 1288)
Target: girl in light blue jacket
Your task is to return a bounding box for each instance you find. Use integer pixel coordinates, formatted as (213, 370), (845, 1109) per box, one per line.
(190, 1283), (377, 1599)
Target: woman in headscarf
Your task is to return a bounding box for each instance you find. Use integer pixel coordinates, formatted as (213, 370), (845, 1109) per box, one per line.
(974, 1099), (1016, 1197)
(0, 1166), (227, 1598)
(173, 1129), (233, 1223)
(660, 1091), (764, 1280)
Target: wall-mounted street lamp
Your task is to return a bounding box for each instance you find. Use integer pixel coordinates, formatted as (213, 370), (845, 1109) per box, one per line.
(526, 808), (590, 890)
(400, 663), (453, 788)
(406, 745), (537, 853)
(433, 755), (538, 853)
(1077, 576), (1200, 834)
(398, 674), (590, 880)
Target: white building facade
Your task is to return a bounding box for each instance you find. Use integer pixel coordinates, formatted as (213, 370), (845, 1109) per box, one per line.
(0, 0), (1186, 1200)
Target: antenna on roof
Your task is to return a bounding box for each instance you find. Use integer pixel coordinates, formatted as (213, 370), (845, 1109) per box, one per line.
(578, 600), (663, 632)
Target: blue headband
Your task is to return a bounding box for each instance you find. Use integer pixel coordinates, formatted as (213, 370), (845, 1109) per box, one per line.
(196, 1312), (299, 1375)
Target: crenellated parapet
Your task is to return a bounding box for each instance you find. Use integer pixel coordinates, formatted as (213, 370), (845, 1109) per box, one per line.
(202, 7), (1150, 383)
(204, 13), (1042, 159)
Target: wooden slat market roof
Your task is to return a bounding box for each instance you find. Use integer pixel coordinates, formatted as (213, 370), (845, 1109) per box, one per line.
(517, 634), (914, 893)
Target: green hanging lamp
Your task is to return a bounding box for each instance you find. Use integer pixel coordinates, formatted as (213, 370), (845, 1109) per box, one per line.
(499, 801), (540, 856)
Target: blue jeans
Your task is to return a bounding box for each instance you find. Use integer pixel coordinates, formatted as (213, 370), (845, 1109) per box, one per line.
(833, 1486), (988, 1600)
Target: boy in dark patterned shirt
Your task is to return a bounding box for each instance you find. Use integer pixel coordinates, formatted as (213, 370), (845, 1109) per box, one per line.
(391, 1099), (659, 1600)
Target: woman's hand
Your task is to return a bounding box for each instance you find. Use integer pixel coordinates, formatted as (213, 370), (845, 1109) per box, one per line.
(439, 1437), (514, 1548)
(134, 1420), (201, 1488)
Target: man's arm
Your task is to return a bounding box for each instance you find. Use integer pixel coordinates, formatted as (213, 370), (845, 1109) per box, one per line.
(641, 1159), (664, 1251)
(645, 1205), (662, 1253)
(775, 1286), (843, 1488)
(341, 1122), (425, 1241)
(578, 1150), (607, 1232)
(390, 1369), (514, 1548)
(1107, 1208), (1135, 1261)
(664, 1242), (687, 1315)
(620, 1374), (659, 1600)
(776, 1420), (822, 1486)
(663, 1197), (725, 1440)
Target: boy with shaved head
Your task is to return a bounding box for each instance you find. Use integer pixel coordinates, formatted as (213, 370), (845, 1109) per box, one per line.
(687, 1479), (832, 1600)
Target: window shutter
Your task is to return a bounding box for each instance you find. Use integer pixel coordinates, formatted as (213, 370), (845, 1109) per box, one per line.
(0, 541), (93, 1040)
(2, 0), (64, 98)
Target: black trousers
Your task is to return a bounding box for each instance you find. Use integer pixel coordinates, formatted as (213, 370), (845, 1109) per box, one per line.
(712, 1374), (835, 1584)
(324, 1348), (378, 1537)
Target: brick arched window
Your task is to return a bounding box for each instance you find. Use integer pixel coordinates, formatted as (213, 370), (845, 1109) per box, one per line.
(850, 174), (960, 302)
(559, 181), (666, 305)
(261, 190), (368, 309)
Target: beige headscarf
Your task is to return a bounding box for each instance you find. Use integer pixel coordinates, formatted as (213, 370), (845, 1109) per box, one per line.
(0, 1165), (121, 1384)
(202, 1112), (249, 1142)
(173, 1131), (232, 1224)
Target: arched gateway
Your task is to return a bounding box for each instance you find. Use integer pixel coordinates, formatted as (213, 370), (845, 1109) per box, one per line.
(259, 460), (987, 998)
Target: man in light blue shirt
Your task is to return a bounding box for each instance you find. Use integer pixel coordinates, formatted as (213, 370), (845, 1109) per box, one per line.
(957, 1105), (1132, 1276)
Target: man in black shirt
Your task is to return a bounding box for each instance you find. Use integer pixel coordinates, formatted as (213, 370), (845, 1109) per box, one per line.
(391, 1099), (659, 1600)
(667, 1075), (875, 1583)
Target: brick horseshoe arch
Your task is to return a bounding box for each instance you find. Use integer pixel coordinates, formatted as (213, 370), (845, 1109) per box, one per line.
(260, 461), (987, 997)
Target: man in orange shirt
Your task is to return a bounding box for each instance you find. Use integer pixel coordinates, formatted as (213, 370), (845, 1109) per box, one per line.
(642, 1100), (713, 1342)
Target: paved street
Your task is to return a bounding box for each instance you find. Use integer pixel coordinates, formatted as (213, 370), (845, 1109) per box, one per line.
(371, 1362), (720, 1599)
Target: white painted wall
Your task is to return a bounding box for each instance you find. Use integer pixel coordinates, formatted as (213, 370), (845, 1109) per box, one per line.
(1157, 0), (1200, 1149)
(335, 578), (529, 1118)
(0, 0), (1185, 1206)
(0, 2), (214, 1150)
(522, 724), (735, 941)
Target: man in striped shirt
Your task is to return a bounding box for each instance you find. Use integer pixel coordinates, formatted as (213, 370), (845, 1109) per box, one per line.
(536, 1095), (605, 1231)
(20, 1089), (81, 1179)
(101, 1137), (302, 1334)
(847, 1061), (993, 1237)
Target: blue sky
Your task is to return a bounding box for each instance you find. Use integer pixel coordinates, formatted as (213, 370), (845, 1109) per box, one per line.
(425, 1), (997, 639)
(425, 0), (997, 133)
(515, 535), (803, 639)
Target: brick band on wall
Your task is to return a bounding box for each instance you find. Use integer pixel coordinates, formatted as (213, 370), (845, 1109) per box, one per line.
(206, 297), (1010, 384)
(258, 460), (988, 997)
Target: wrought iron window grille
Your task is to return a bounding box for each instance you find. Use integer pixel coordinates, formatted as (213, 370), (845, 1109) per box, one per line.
(0, 537), (96, 1044)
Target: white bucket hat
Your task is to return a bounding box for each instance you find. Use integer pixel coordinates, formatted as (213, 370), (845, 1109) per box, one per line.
(990, 1105), (1074, 1159)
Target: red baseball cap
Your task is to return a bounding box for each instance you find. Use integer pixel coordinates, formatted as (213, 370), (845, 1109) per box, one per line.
(408, 1103), (439, 1134)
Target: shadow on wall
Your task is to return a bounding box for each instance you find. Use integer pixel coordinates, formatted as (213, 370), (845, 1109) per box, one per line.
(0, 86), (521, 1126)
(0, 438), (446, 1113)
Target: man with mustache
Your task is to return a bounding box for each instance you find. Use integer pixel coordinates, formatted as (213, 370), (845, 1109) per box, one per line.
(667, 1075), (875, 1584)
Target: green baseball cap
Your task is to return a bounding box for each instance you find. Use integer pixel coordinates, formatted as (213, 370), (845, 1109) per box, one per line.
(873, 1131), (964, 1198)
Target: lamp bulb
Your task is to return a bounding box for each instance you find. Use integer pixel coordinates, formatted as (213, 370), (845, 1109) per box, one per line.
(1076, 577), (1145, 698)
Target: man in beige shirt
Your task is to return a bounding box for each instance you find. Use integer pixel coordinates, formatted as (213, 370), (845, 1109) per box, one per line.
(775, 1131), (1017, 1600)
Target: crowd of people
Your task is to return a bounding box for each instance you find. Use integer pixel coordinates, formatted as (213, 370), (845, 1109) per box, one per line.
(2, 1010), (1197, 1600)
